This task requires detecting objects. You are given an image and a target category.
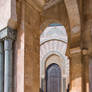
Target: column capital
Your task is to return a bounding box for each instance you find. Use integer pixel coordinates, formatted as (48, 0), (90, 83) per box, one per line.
(0, 27), (16, 40)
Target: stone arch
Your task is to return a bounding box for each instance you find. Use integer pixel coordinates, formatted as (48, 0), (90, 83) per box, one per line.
(40, 19), (70, 42)
(40, 51), (69, 92)
(40, 21), (70, 57)
(40, 51), (69, 78)
(40, 22), (69, 78)
(40, 0), (81, 38)
(40, 0), (81, 46)
(40, 20), (70, 92)
(64, 0), (81, 36)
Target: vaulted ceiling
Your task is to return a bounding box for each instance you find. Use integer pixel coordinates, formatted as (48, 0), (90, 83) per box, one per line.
(25, 0), (46, 11)
(25, 0), (62, 11)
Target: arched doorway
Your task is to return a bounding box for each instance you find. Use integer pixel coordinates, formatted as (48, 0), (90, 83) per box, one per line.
(46, 64), (61, 92)
(40, 23), (69, 92)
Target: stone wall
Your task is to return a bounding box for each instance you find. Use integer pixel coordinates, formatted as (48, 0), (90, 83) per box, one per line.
(0, 0), (92, 92)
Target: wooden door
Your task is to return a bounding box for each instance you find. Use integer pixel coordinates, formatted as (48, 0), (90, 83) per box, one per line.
(46, 64), (61, 92)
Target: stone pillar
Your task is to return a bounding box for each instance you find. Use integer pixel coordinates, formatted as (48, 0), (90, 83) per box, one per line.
(82, 49), (89, 92)
(70, 47), (82, 92)
(4, 39), (13, 92)
(0, 41), (4, 92)
(81, 20), (92, 92)
(24, 3), (40, 92)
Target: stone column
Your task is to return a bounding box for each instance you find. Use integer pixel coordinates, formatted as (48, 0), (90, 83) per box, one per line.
(70, 47), (82, 92)
(0, 41), (4, 92)
(82, 49), (89, 92)
(4, 39), (13, 92)
(0, 27), (16, 92)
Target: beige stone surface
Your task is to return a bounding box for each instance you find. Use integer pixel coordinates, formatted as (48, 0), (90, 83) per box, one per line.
(14, 28), (24, 92)
(24, 2), (40, 92)
(0, 0), (92, 92)
(70, 48), (82, 92)
(0, 0), (11, 30)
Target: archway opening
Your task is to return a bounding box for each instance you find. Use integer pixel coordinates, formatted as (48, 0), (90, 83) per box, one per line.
(40, 23), (69, 92)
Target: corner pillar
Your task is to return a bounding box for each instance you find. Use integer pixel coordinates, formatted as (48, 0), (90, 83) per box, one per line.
(82, 49), (89, 92)
(70, 47), (82, 92)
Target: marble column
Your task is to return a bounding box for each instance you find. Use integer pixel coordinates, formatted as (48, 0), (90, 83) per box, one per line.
(70, 47), (82, 92)
(4, 39), (13, 92)
(0, 27), (16, 92)
(0, 41), (4, 92)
